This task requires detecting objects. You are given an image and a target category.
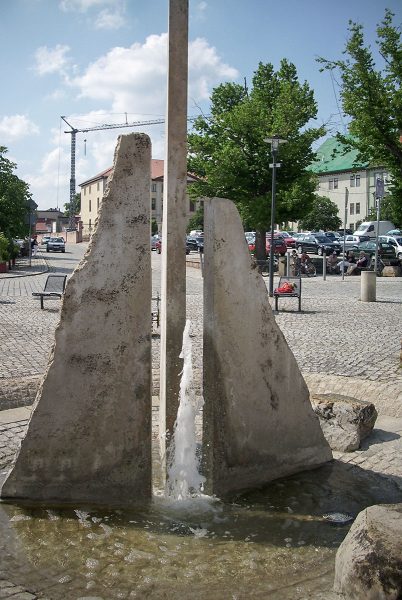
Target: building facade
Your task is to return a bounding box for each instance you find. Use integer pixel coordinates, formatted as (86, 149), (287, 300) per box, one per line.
(79, 159), (200, 238)
(311, 138), (389, 230)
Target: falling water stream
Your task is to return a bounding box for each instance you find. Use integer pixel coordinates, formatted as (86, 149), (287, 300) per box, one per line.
(0, 321), (401, 598)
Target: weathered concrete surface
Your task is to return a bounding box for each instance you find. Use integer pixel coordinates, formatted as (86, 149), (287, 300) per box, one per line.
(159, 0), (189, 470)
(203, 198), (332, 498)
(1, 133), (152, 506)
(334, 503), (402, 599)
(311, 393), (377, 452)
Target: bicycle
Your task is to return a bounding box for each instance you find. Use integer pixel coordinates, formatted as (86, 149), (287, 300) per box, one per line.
(293, 262), (316, 277)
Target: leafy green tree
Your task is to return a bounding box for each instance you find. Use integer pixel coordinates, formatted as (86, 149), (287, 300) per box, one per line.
(318, 10), (402, 226)
(188, 61), (324, 258)
(151, 218), (159, 235)
(0, 146), (32, 239)
(64, 192), (81, 216)
(187, 205), (204, 233)
(299, 196), (342, 231)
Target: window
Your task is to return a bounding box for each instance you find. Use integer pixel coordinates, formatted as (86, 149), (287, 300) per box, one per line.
(97, 197), (100, 210)
(189, 200), (195, 212)
(356, 174), (360, 187)
(356, 202), (360, 214)
(151, 198), (156, 210)
(350, 175), (355, 187)
(89, 219), (92, 229)
(350, 203), (354, 215)
(89, 199), (91, 212)
(97, 182), (100, 191)
(334, 178), (338, 189)
(349, 223), (354, 230)
(84, 187), (86, 196)
(329, 179), (334, 190)
(89, 185), (91, 193)
(152, 183), (157, 192)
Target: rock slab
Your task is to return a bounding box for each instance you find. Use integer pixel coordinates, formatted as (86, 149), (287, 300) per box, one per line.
(334, 503), (402, 600)
(203, 198), (332, 498)
(1, 133), (152, 506)
(311, 393), (377, 452)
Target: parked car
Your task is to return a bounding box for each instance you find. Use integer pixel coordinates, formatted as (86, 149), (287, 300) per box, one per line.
(337, 228), (353, 236)
(151, 235), (159, 250)
(379, 235), (402, 259)
(266, 236), (287, 256)
(296, 233), (341, 256)
(338, 234), (371, 252)
(386, 229), (401, 236)
(324, 231), (341, 241)
(354, 220), (395, 239)
(41, 235), (52, 246)
(155, 239), (193, 255)
(276, 231), (296, 248)
(350, 240), (396, 262)
(46, 237), (65, 253)
(186, 236), (199, 252)
(195, 235), (204, 252)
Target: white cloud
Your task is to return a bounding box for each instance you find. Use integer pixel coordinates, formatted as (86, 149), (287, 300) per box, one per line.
(59, 0), (126, 30)
(95, 8), (125, 29)
(0, 115), (39, 141)
(34, 44), (71, 76)
(69, 33), (238, 114)
(59, 0), (117, 12)
(194, 1), (207, 20)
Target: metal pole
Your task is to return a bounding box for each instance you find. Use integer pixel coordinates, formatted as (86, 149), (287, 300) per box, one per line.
(342, 188), (348, 281)
(286, 251), (290, 276)
(323, 251), (326, 281)
(269, 150), (276, 297)
(374, 195), (381, 274)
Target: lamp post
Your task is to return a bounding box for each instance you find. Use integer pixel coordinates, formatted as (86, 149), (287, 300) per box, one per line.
(265, 136), (287, 296)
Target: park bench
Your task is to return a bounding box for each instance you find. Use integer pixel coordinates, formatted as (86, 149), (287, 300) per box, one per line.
(273, 276), (302, 312)
(32, 274), (67, 309)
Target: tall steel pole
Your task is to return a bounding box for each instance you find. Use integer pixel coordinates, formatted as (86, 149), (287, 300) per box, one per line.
(342, 187), (349, 281)
(265, 136), (287, 297)
(269, 150), (277, 297)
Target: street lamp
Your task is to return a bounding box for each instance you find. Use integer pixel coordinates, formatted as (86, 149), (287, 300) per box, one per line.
(264, 135), (287, 296)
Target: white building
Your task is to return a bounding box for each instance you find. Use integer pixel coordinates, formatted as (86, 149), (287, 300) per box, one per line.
(79, 159), (200, 238)
(311, 137), (389, 230)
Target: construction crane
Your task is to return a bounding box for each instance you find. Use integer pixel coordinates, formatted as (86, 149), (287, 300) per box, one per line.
(61, 115), (167, 229)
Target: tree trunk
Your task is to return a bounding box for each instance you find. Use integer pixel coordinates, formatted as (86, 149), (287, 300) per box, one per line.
(255, 229), (267, 262)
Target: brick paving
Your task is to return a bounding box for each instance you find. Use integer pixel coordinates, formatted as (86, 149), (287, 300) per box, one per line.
(0, 245), (401, 599)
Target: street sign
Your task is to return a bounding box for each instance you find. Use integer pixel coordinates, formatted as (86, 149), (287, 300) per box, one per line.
(375, 178), (385, 199)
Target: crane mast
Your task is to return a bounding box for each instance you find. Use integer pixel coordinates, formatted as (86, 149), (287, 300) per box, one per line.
(61, 115), (166, 229)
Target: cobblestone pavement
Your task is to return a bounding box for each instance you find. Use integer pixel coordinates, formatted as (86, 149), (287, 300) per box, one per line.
(0, 246), (401, 599)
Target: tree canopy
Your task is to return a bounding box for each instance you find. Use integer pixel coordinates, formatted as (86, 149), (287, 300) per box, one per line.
(0, 146), (32, 239)
(187, 60), (324, 244)
(299, 196), (342, 231)
(318, 10), (402, 225)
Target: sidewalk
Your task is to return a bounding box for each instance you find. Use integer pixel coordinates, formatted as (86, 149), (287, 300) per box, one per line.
(0, 254), (48, 279)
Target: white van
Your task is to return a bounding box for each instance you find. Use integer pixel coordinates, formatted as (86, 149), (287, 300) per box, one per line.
(353, 221), (395, 239)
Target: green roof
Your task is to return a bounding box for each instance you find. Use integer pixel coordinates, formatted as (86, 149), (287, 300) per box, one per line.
(310, 137), (368, 174)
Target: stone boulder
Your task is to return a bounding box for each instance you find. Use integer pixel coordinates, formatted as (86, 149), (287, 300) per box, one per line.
(311, 393), (377, 452)
(334, 503), (402, 600)
(382, 265), (401, 277)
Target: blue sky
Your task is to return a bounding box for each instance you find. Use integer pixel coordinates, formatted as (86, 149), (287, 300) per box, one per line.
(1, 0), (401, 209)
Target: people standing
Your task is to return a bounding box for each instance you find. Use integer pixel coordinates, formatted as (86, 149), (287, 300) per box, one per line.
(31, 235), (38, 257)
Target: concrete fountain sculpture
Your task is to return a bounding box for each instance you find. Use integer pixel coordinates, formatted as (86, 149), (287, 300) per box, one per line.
(0, 0), (331, 507)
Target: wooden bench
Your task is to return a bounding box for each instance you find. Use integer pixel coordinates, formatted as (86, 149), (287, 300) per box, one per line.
(32, 274), (67, 309)
(273, 276), (302, 312)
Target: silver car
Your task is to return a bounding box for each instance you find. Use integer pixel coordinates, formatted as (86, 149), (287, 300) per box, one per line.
(46, 237), (65, 253)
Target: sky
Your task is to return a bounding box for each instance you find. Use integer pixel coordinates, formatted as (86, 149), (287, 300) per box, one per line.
(1, 0), (401, 210)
